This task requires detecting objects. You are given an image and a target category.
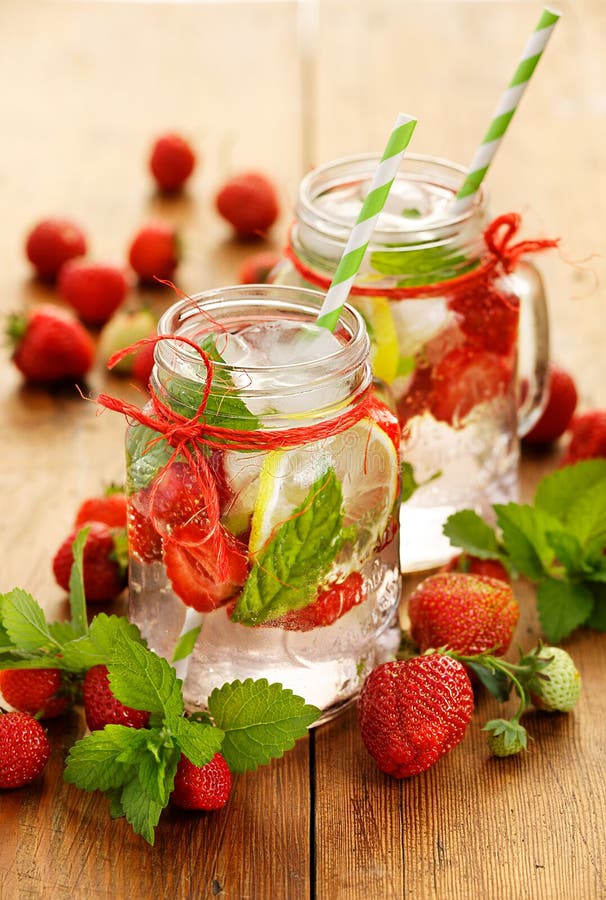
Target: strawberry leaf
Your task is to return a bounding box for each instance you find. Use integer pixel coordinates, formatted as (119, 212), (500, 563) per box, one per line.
(442, 509), (502, 559)
(208, 678), (319, 773)
(536, 578), (595, 643)
(587, 586), (606, 630)
(231, 468), (345, 625)
(107, 632), (184, 719)
(68, 527), (89, 637)
(465, 661), (511, 702)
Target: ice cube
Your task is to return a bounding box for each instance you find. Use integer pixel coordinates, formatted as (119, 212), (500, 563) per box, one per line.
(391, 296), (455, 358)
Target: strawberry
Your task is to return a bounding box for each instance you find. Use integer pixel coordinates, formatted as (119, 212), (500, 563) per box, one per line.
(523, 362), (578, 445)
(25, 217), (87, 281)
(258, 572), (365, 631)
(82, 664), (150, 731)
(7, 304), (95, 385)
(52, 521), (128, 602)
(127, 493), (163, 563)
(395, 360), (434, 425)
(357, 654), (474, 778)
(170, 752), (232, 811)
(163, 531), (248, 613)
(74, 490), (128, 529)
(239, 250), (281, 284)
(560, 410), (606, 466)
(0, 711), (51, 789)
(485, 720), (528, 757)
(215, 172), (279, 239)
(442, 553), (510, 583)
(528, 646), (581, 713)
(58, 260), (129, 327)
(149, 133), (196, 192)
(366, 392), (401, 452)
(407, 572), (519, 657)
(128, 222), (180, 284)
(429, 347), (512, 425)
(448, 283), (519, 356)
(98, 308), (158, 374)
(131, 341), (156, 388)
(0, 668), (70, 718)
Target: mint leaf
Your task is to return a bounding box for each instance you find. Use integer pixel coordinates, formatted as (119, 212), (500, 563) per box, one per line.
(494, 504), (561, 580)
(126, 423), (174, 493)
(0, 588), (59, 652)
(171, 625), (202, 662)
(443, 509), (502, 559)
(68, 527), (89, 637)
(48, 621), (80, 645)
(369, 244), (477, 286)
(166, 714), (224, 767)
(400, 462), (441, 504)
(137, 743), (180, 807)
(232, 469), (345, 625)
(545, 531), (583, 574)
(64, 725), (144, 792)
(535, 460), (606, 523)
(536, 578), (595, 643)
(60, 614), (145, 670)
(208, 678), (319, 773)
(108, 632), (184, 719)
(120, 776), (165, 846)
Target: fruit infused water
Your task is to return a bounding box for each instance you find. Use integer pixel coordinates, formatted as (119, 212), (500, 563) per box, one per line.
(271, 154), (553, 570)
(124, 286), (401, 723)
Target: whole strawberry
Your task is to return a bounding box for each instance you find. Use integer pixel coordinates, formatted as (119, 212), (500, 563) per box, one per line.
(0, 668), (70, 719)
(82, 664), (150, 732)
(215, 172), (279, 238)
(25, 217), (87, 280)
(239, 250), (280, 284)
(170, 752), (232, 810)
(408, 572), (519, 657)
(0, 711), (51, 789)
(523, 362), (578, 445)
(52, 521), (128, 602)
(7, 304), (95, 385)
(74, 489), (128, 529)
(149, 133), (196, 192)
(128, 222), (180, 284)
(560, 410), (606, 466)
(357, 655), (474, 778)
(528, 646), (581, 713)
(442, 553), (510, 584)
(58, 260), (129, 326)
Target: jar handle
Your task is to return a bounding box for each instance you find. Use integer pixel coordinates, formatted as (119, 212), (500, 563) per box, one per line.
(514, 261), (550, 437)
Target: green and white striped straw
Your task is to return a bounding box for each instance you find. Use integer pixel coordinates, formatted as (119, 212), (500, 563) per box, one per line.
(316, 112), (417, 331)
(452, 7), (561, 214)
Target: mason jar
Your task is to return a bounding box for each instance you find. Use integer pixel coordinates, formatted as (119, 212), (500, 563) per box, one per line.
(271, 154), (552, 571)
(124, 284), (401, 724)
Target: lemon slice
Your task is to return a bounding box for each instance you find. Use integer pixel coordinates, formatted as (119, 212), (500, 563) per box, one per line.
(247, 421), (398, 571)
(353, 296), (399, 385)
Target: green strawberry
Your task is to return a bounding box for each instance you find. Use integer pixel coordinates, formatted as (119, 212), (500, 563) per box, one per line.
(483, 718), (528, 757)
(529, 646), (581, 712)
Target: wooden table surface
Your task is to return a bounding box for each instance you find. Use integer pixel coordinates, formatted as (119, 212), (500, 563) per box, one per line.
(1, 1), (605, 897)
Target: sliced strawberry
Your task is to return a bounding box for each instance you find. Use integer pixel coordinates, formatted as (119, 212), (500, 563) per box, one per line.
(127, 493), (163, 563)
(256, 572), (365, 632)
(164, 529), (248, 612)
(149, 461), (214, 544)
(395, 360), (433, 426)
(448, 282), (519, 356)
(366, 393), (400, 453)
(429, 347), (513, 426)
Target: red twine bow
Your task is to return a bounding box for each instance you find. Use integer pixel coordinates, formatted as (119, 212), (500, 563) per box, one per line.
(284, 212), (559, 299)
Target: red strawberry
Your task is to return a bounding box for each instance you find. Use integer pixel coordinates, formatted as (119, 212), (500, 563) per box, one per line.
(442, 553), (511, 584)
(523, 362), (578, 445)
(259, 572), (365, 631)
(128, 223), (180, 284)
(149, 133), (196, 192)
(25, 217), (87, 281)
(58, 260), (129, 327)
(52, 522), (128, 602)
(127, 493), (163, 563)
(170, 752), (232, 810)
(560, 410), (606, 466)
(407, 572), (519, 657)
(163, 530), (248, 613)
(238, 250), (281, 284)
(0, 668), (70, 719)
(395, 360), (433, 426)
(366, 393), (400, 452)
(357, 654), (474, 778)
(0, 711), (51, 789)
(82, 664), (150, 731)
(75, 490), (128, 529)
(7, 304), (95, 385)
(429, 347), (512, 426)
(448, 283), (519, 356)
(131, 341), (156, 388)
(215, 172), (279, 238)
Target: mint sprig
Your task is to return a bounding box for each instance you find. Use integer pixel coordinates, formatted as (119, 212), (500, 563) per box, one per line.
(231, 468), (346, 625)
(64, 633), (320, 844)
(443, 460), (606, 642)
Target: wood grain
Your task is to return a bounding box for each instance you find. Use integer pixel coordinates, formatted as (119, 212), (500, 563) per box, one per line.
(0, 1), (605, 897)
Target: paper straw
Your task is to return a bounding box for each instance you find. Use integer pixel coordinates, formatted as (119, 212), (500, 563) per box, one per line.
(316, 113), (417, 331)
(452, 7), (561, 213)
